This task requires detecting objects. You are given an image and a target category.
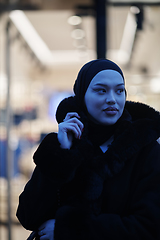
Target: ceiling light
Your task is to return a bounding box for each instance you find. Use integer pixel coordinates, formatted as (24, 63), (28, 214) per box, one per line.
(130, 6), (140, 14)
(9, 10), (53, 66)
(68, 16), (82, 26)
(118, 11), (137, 64)
(71, 29), (85, 39)
(150, 77), (160, 93)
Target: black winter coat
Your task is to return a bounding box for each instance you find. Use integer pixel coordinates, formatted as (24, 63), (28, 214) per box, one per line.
(16, 101), (160, 240)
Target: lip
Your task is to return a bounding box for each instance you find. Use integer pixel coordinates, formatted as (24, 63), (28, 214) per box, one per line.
(105, 107), (118, 111)
(103, 107), (118, 116)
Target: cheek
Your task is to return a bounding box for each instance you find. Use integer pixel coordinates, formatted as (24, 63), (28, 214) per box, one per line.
(88, 97), (102, 109)
(85, 92), (97, 109)
(118, 92), (126, 103)
(85, 97), (101, 116)
(120, 97), (125, 106)
(86, 99), (96, 112)
(119, 96), (126, 111)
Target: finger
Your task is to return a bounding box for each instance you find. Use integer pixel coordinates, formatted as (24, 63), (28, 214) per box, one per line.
(59, 118), (84, 135)
(66, 118), (84, 131)
(39, 236), (48, 240)
(69, 123), (82, 139)
(38, 225), (45, 231)
(64, 112), (80, 121)
(61, 123), (82, 139)
(38, 230), (45, 236)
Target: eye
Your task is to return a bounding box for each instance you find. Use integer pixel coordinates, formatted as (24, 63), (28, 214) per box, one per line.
(99, 89), (106, 93)
(94, 88), (106, 94)
(116, 88), (125, 94)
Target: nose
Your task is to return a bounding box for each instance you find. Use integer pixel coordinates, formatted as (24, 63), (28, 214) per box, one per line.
(105, 91), (116, 104)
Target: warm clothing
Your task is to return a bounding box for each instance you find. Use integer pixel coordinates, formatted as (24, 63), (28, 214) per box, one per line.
(16, 100), (160, 240)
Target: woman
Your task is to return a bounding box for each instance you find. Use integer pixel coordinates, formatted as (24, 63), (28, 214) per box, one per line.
(17, 59), (160, 240)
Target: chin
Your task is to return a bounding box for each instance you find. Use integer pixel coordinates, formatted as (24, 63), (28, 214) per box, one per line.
(102, 119), (119, 125)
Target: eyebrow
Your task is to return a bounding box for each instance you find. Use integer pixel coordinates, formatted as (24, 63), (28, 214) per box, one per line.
(93, 83), (125, 87)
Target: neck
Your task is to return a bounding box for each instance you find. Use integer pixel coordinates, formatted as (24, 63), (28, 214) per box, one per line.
(87, 119), (117, 146)
(100, 135), (114, 153)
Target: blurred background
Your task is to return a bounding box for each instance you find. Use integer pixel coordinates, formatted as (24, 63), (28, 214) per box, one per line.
(0, 0), (160, 239)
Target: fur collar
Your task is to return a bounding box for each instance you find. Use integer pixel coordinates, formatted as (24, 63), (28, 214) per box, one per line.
(54, 99), (160, 240)
(56, 97), (160, 160)
(56, 97), (160, 214)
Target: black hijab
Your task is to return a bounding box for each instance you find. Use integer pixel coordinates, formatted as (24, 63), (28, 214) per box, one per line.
(73, 59), (125, 108)
(56, 59), (128, 146)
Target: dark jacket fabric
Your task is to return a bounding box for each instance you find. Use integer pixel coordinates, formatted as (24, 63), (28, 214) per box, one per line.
(16, 101), (160, 240)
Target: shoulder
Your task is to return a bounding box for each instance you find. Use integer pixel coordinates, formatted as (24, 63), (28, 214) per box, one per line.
(143, 140), (160, 160)
(145, 140), (160, 166)
(41, 132), (58, 142)
(136, 141), (160, 179)
(35, 132), (59, 150)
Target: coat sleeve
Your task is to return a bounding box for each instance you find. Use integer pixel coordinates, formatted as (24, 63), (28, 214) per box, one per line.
(16, 132), (87, 230)
(16, 166), (59, 230)
(33, 132), (84, 184)
(54, 142), (160, 240)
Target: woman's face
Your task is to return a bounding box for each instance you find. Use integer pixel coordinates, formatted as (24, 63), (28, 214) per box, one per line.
(84, 70), (126, 125)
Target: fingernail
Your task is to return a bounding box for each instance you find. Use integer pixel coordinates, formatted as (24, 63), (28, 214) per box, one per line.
(78, 134), (82, 139)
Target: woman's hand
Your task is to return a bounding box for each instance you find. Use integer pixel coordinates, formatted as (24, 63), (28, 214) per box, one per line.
(58, 112), (84, 149)
(38, 219), (55, 240)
